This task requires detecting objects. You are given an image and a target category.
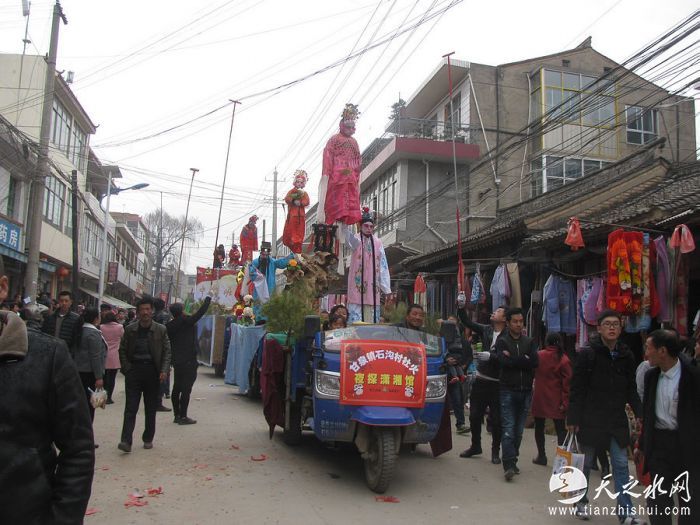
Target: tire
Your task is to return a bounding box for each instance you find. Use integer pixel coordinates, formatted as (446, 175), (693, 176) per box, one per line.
(282, 394), (302, 445)
(363, 428), (398, 493)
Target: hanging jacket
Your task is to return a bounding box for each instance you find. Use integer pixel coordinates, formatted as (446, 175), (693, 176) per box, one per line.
(543, 275), (577, 335)
(490, 264), (508, 310)
(654, 235), (672, 322)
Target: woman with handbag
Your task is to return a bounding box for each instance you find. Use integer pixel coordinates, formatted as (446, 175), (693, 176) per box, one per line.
(75, 307), (107, 424)
(531, 332), (572, 466)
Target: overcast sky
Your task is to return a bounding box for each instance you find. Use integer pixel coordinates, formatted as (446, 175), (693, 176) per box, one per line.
(0, 0), (697, 274)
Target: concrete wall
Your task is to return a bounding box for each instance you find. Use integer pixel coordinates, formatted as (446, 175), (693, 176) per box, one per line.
(466, 47), (697, 225)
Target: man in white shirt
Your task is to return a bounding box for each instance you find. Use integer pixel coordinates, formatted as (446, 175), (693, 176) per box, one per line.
(640, 329), (700, 524)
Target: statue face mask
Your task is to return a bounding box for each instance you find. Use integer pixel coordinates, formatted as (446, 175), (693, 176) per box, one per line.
(293, 175), (307, 190)
(340, 119), (356, 137)
(361, 222), (374, 236)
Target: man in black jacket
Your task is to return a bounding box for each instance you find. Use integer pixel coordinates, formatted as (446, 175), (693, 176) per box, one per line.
(41, 290), (82, 356)
(118, 296), (172, 452)
(496, 307), (539, 481)
(166, 295), (211, 425)
(640, 329), (699, 524)
(458, 304), (506, 464)
(0, 256), (95, 524)
(567, 310), (642, 523)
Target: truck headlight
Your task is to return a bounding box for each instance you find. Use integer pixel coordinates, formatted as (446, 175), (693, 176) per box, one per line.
(425, 374), (447, 400)
(315, 370), (340, 399)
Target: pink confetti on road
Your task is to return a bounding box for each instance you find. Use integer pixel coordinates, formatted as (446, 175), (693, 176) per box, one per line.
(124, 497), (148, 508)
(85, 508), (99, 516)
(145, 487), (163, 496)
(193, 464), (208, 469)
(250, 454), (268, 462)
(229, 444), (240, 450)
(375, 496), (400, 503)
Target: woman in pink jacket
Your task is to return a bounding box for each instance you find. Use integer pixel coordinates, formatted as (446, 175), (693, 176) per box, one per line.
(100, 311), (124, 404)
(531, 332), (572, 466)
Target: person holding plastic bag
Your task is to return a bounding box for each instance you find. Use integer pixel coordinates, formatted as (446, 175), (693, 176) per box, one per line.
(532, 332), (572, 466)
(75, 308), (107, 426)
(567, 309), (642, 523)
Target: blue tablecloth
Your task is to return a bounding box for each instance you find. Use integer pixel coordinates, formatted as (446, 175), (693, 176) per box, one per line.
(225, 324), (265, 392)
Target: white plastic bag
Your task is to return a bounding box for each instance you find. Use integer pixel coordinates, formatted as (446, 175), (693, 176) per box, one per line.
(89, 387), (108, 409)
(552, 431), (585, 477)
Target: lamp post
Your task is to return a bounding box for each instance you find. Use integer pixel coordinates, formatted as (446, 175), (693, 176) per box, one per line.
(174, 167), (198, 301)
(97, 172), (149, 309)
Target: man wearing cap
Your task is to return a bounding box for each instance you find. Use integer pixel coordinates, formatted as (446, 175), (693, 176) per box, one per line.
(342, 207), (392, 324)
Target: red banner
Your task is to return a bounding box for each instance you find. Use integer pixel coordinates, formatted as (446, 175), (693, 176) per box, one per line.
(196, 266), (238, 283)
(340, 340), (427, 408)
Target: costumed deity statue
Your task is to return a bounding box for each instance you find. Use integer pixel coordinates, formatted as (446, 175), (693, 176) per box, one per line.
(248, 241), (294, 319)
(239, 215), (259, 263)
(228, 243), (241, 269)
(213, 244), (226, 268)
(342, 207), (391, 323)
(317, 104), (362, 226)
(282, 170), (310, 253)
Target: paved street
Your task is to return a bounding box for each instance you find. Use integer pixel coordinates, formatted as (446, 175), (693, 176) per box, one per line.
(89, 368), (607, 525)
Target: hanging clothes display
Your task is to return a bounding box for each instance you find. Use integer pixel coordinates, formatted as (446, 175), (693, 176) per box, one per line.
(413, 274), (427, 310)
(542, 274), (577, 335)
(626, 234), (655, 333)
(505, 263), (522, 308)
(606, 229), (644, 314)
(490, 264), (509, 309)
(673, 255), (690, 336)
(576, 277), (604, 349)
(470, 263), (485, 305)
(653, 235), (672, 323)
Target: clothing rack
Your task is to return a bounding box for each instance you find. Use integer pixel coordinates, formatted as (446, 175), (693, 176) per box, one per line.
(545, 266), (607, 280)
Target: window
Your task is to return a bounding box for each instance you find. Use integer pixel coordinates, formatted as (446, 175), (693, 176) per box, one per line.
(82, 215), (102, 259)
(51, 98), (87, 170)
(6, 177), (18, 219)
(444, 92), (461, 131)
(64, 191), (73, 236)
(43, 175), (66, 229)
(532, 156), (609, 196)
(538, 68), (616, 128)
(626, 105), (657, 144)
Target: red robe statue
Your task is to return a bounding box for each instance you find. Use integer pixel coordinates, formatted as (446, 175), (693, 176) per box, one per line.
(282, 170), (310, 253)
(318, 104), (361, 225)
(240, 216), (259, 263)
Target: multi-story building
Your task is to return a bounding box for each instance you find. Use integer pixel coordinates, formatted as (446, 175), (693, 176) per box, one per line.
(358, 39), (695, 301)
(0, 53), (147, 306)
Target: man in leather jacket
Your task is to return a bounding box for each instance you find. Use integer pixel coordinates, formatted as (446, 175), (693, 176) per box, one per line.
(0, 256), (95, 524)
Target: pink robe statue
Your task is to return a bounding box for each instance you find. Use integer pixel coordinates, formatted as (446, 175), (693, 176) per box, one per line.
(240, 216), (259, 264)
(282, 170), (310, 253)
(318, 104), (361, 225)
(342, 215), (391, 324)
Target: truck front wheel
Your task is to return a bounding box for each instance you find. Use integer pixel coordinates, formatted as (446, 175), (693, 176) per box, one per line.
(363, 428), (398, 493)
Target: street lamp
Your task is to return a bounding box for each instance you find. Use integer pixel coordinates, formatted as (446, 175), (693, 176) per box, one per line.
(97, 171), (149, 309)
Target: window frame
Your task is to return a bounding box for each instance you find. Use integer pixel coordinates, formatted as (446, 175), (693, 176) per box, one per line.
(625, 105), (657, 145)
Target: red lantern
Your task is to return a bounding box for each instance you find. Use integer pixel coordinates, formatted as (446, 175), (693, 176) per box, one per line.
(56, 266), (70, 279)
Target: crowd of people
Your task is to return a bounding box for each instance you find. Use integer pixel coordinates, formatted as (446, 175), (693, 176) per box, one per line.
(0, 255), (214, 522)
(1, 249), (699, 523)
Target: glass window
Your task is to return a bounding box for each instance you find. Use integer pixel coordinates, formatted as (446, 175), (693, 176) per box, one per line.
(6, 177), (17, 219)
(545, 88), (562, 117)
(530, 158), (543, 197)
(626, 105), (656, 144)
(581, 75), (596, 90)
(565, 159), (582, 179)
(583, 159), (601, 175)
(545, 69), (561, 87)
(563, 72), (580, 90)
(43, 176), (65, 229)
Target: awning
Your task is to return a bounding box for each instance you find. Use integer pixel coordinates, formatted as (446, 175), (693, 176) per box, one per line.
(0, 245), (57, 272)
(79, 288), (134, 309)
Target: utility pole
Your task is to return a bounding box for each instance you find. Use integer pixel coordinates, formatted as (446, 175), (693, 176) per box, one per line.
(23, 1), (66, 304)
(262, 219), (266, 245)
(70, 170), (80, 307)
(174, 168), (198, 300)
(156, 191), (163, 297)
(97, 170), (112, 310)
(271, 167), (278, 257)
(213, 99), (242, 255)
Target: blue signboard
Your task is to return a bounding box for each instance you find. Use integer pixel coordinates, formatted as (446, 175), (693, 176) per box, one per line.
(0, 219), (21, 251)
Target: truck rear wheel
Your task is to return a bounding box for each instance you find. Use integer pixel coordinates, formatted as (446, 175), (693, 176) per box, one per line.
(363, 428), (398, 493)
